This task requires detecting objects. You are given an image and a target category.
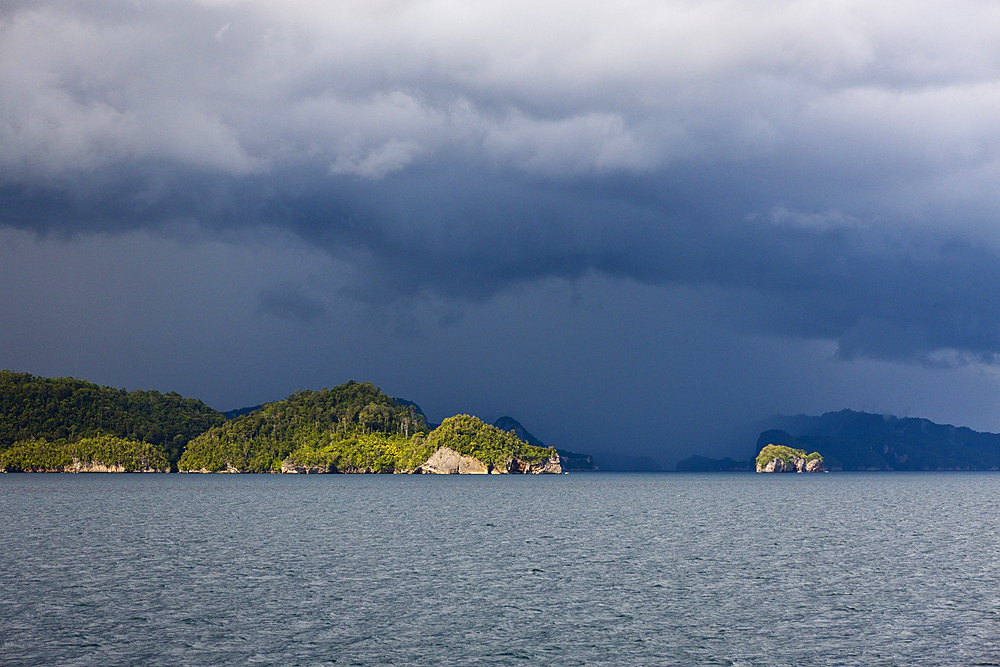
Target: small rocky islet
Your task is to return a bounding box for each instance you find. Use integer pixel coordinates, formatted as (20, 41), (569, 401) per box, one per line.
(755, 444), (826, 473)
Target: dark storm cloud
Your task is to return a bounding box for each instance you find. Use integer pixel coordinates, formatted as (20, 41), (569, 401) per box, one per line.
(257, 282), (326, 323)
(5, 0), (1000, 365)
(9, 161), (1000, 365)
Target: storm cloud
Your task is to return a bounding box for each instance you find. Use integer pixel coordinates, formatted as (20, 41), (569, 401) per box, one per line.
(4, 0), (1000, 463)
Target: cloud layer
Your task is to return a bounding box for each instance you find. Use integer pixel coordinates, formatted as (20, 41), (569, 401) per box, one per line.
(4, 0), (1000, 460)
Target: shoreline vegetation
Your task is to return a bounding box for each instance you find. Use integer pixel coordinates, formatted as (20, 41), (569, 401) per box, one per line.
(0, 371), (567, 474)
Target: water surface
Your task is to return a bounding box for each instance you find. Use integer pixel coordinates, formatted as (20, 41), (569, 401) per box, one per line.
(2, 472), (999, 666)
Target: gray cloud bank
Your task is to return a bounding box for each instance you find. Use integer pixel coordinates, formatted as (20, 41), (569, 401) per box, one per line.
(5, 0), (1000, 370)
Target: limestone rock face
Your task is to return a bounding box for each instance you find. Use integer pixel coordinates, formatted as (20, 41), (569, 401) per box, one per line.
(419, 446), (490, 474)
(66, 459), (126, 473)
(3, 459), (168, 473)
(63, 459), (166, 473)
(280, 461), (335, 474)
(757, 453), (827, 473)
(180, 464), (265, 473)
(805, 458), (826, 473)
(3, 462), (109, 473)
(506, 454), (563, 474)
(417, 447), (563, 474)
(759, 457), (799, 472)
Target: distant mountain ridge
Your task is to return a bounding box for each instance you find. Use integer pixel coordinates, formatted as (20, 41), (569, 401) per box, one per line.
(763, 409), (1000, 471)
(677, 410), (1000, 471)
(493, 416), (598, 470)
(679, 409), (1000, 471)
(675, 455), (750, 472)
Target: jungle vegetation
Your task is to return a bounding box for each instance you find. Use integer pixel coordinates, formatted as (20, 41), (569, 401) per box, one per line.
(0, 372), (579, 474)
(0, 371), (224, 468)
(430, 414), (557, 468)
(0, 435), (169, 472)
(178, 381), (432, 472)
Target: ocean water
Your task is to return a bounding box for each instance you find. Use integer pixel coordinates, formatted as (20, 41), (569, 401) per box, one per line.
(2, 472), (999, 666)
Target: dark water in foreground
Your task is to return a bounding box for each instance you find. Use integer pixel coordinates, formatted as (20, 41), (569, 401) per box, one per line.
(2, 472), (1000, 666)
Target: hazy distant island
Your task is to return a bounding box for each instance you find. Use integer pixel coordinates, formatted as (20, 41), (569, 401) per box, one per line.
(678, 409), (1000, 472)
(675, 455), (751, 472)
(676, 444), (826, 473)
(0, 371), (571, 474)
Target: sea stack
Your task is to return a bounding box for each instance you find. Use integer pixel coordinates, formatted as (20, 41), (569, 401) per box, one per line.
(756, 444), (826, 473)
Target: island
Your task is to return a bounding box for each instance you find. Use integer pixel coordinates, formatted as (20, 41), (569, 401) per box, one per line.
(0, 372), (566, 474)
(756, 444), (826, 473)
(0, 370), (224, 471)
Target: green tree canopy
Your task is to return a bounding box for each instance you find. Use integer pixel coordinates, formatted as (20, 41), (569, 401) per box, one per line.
(427, 415), (557, 468)
(178, 381), (430, 472)
(1, 435), (169, 472)
(0, 370), (225, 468)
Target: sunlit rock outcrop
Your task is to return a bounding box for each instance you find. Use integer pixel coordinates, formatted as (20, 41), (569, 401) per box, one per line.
(416, 445), (563, 474)
(756, 444), (826, 473)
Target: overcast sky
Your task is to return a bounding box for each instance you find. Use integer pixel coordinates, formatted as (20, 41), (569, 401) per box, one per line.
(4, 0), (1000, 465)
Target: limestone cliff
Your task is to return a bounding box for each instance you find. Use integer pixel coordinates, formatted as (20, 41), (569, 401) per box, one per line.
(280, 461), (334, 474)
(503, 453), (563, 474)
(418, 446), (490, 474)
(416, 446), (562, 474)
(65, 459), (166, 473)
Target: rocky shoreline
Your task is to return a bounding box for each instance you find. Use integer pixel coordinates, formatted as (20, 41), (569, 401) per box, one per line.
(175, 446), (564, 475)
(2, 458), (167, 473)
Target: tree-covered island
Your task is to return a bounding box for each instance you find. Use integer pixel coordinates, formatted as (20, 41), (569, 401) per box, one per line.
(0, 370), (224, 471)
(0, 372), (564, 474)
(178, 380), (432, 473)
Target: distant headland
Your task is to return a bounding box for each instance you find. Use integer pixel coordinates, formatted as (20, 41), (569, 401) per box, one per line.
(677, 409), (1000, 472)
(0, 371), (588, 474)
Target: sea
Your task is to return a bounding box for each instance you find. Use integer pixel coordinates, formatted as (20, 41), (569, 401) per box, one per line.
(2, 472), (999, 666)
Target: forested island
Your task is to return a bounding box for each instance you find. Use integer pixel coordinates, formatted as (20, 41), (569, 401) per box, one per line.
(0, 371), (566, 474)
(0, 370), (224, 466)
